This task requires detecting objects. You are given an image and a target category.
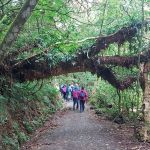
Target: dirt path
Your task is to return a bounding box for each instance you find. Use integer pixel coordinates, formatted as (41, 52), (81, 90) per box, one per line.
(21, 101), (150, 150)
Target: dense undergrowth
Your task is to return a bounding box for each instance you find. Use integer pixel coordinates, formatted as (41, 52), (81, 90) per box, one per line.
(0, 79), (62, 150)
(90, 78), (143, 124)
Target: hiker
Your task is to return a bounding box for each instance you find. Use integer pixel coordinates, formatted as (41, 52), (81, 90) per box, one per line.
(66, 84), (72, 101)
(60, 84), (64, 96)
(70, 82), (75, 92)
(72, 87), (79, 110)
(74, 83), (80, 91)
(79, 86), (88, 113)
(62, 85), (67, 100)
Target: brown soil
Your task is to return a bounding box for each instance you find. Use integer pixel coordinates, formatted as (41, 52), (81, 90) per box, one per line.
(21, 102), (150, 150)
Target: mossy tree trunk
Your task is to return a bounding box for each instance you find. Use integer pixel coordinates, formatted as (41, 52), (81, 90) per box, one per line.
(138, 63), (150, 142)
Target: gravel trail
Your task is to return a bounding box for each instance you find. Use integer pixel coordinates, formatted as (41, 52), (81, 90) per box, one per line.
(21, 101), (150, 150)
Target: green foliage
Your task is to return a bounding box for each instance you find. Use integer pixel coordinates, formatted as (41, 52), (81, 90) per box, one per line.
(2, 135), (20, 150)
(13, 121), (29, 144)
(0, 95), (8, 125)
(90, 79), (143, 121)
(1, 78), (62, 149)
(17, 132), (29, 144)
(23, 121), (34, 133)
(0, 0), (23, 41)
(1, 0), (145, 60)
(31, 119), (43, 128)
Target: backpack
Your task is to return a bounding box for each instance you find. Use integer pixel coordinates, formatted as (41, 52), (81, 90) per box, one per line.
(62, 86), (66, 93)
(72, 90), (78, 98)
(79, 91), (86, 100)
(66, 86), (69, 93)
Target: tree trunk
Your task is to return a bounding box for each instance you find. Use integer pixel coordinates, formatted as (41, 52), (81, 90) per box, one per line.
(138, 63), (150, 142)
(0, 0), (39, 62)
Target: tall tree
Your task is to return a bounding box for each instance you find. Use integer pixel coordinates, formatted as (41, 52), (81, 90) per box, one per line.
(0, 0), (39, 62)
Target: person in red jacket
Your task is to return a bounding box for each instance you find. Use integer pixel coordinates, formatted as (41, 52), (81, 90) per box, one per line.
(72, 88), (79, 110)
(78, 86), (88, 113)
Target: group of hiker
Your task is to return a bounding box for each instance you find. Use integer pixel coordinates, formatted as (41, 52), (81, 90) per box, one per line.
(60, 83), (88, 113)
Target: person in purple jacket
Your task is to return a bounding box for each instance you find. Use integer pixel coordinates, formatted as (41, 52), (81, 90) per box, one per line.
(79, 86), (88, 113)
(62, 85), (67, 100)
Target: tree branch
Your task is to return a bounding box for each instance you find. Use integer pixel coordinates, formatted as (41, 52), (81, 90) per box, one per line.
(93, 54), (149, 68)
(88, 21), (149, 57)
(95, 66), (137, 90)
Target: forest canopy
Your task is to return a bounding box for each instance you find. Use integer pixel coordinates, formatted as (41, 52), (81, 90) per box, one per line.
(0, 0), (150, 90)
